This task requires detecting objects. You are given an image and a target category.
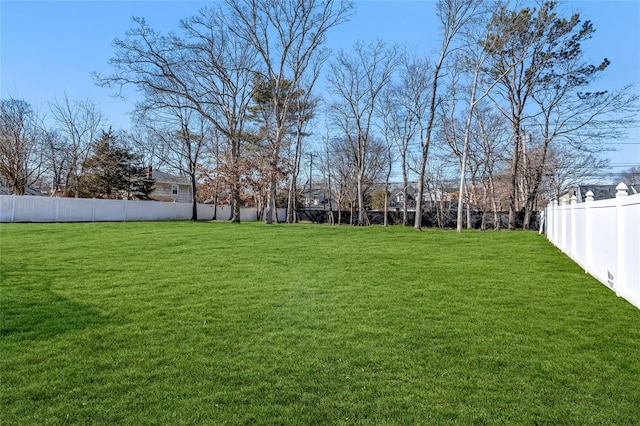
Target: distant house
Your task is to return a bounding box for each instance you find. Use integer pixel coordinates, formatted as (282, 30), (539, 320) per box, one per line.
(302, 187), (326, 207)
(390, 188), (453, 210)
(299, 187), (340, 210)
(562, 183), (638, 203)
(0, 186), (47, 196)
(149, 169), (192, 203)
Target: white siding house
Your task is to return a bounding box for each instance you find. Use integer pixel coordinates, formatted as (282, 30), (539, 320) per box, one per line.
(149, 170), (192, 203)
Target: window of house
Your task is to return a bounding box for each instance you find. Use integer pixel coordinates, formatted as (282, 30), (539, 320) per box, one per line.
(172, 185), (179, 195)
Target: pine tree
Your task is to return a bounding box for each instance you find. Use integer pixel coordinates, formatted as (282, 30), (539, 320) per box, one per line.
(81, 129), (153, 199)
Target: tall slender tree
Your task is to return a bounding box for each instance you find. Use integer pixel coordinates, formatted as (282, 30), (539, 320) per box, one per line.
(327, 40), (399, 225)
(413, 0), (483, 230)
(49, 94), (104, 197)
(379, 54), (431, 226)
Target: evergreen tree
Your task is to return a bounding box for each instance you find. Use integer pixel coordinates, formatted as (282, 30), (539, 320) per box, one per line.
(81, 129), (153, 199)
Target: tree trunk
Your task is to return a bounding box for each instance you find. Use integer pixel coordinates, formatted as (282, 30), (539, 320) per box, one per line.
(229, 184), (240, 223)
(507, 123), (522, 230)
(286, 177), (297, 224)
(414, 155), (428, 231)
(466, 189), (472, 229)
(190, 170), (198, 221)
(383, 182), (389, 227)
(286, 130), (303, 224)
(402, 184), (408, 227)
(356, 170), (365, 226)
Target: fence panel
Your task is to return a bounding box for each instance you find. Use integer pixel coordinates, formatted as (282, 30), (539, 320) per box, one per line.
(93, 199), (124, 221)
(215, 205), (232, 221)
(589, 199), (618, 288)
(545, 184), (639, 309)
(58, 198), (94, 222)
(14, 196), (57, 222)
(619, 194), (640, 307)
(0, 195), (269, 223)
(196, 204), (215, 221)
(571, 201), (587, 267)
(240, 208), (258, 222)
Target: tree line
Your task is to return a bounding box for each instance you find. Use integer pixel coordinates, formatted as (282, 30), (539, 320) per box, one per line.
(1, 0), (637, 229)
(0, 96), (153, 200)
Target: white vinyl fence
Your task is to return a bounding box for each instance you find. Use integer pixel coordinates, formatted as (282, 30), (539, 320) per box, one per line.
(544, 183), (640, 309)
(0, 195), (286, 223)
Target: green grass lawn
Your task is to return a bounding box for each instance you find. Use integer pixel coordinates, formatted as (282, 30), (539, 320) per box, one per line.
(1, 222), (639, 425)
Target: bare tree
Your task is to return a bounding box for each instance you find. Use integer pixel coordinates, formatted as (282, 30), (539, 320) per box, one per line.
(286, 80), (320, 223)
(0, 98), (45, 195)
(327, 40), (399, 225)
(449, 1), (517, 232)
(325, 136), (356, 225)
(615, 167), (640, 187)
(95, 6), (257, 222)
(377, 107), (396, 227)
(49, 94), (104, 197)
(524, 80), (638, 227)
(413, 0), (483, 230)
(133, 100), (212, 220)
(543, 146), (609, 201)
(224, 0), (354, 224)
(324, 134), (387, 225)
(379, 54), (431, 226)
(41, 129), (69, 194)
(474, 104), (511, 229)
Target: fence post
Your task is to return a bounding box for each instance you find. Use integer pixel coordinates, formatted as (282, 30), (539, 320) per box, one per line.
(570, 195), (577, 260)
(546, 202), (552, 240)
(584, 190), (594, 273)
(615, 183), (628, 297)
(561, 199), (568, 254)
(550, 200), (558, 245)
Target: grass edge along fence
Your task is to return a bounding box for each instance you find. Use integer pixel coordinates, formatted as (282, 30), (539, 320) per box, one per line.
(544, 182), (640, 310)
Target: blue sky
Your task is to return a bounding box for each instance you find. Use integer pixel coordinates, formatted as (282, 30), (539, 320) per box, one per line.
(2, 0), (639, 177)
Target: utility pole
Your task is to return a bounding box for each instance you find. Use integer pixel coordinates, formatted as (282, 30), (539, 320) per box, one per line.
(308, 153), (314, 190)
(307, 153), (314, 205)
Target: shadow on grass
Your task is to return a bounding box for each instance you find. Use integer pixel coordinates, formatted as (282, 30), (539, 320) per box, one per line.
(0, 268), (109, 343)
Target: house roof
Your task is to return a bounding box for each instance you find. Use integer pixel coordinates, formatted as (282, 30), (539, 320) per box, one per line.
(301, 188), (326, 197)
(152, 170), (191, 186)
(576, 184), (638, 202)
(0, 186), (47, 196)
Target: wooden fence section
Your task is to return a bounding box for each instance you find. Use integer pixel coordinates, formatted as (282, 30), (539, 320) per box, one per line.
(544, 183), (640, 309)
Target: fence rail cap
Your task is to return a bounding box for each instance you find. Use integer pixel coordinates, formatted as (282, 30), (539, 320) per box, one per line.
(616, 182), (629, 197)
